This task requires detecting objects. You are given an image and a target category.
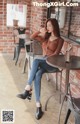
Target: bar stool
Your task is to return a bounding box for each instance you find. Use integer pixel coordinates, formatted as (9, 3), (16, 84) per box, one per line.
(13, 28), (26, 65)
(58, 82), (80, 124)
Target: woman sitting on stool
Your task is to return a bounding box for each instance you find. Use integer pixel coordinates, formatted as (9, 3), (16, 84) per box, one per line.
(17, 18), (64, 119)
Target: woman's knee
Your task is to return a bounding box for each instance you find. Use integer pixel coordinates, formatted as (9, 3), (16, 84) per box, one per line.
(36, 69), (44, 78)
(32, 59), (40, 67)
(33, 59), (39, 63)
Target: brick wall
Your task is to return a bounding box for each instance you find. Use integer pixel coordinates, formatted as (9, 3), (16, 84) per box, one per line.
(30, 0), (47, 33)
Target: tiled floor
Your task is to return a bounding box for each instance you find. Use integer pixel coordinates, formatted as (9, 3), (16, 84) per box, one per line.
(0, 54), (74, 124)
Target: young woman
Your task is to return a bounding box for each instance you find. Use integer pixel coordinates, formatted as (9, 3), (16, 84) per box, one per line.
(17, 18), (64, 119)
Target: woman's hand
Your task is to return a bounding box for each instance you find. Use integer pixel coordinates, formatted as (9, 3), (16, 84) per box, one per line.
(38, 27), (47, 38)
(39, 27), (47, 34)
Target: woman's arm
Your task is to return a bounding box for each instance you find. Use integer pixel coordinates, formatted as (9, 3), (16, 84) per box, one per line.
(30, 31), (40, 39)
(30, 28), (47, 43)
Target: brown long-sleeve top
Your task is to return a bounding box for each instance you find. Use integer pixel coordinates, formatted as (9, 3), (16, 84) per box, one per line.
(30, 31), (64, 57)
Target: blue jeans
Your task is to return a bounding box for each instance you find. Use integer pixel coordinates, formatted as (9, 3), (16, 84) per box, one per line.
(27, 57), (58, 102)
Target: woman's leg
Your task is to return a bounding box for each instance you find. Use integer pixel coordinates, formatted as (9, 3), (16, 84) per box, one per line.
(25, 58), (46, 90)
(34, 60), (58, 104)
(34, 68), (45, 119)
(33, 59), (58, 120)
(17, 58), (45, 100)
(34, 68), (46, 105)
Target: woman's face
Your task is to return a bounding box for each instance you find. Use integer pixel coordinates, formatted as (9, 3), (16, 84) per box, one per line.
(46, 21), (53, 33)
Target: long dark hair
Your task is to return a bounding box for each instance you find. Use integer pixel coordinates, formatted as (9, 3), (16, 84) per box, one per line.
(45, 18), (60, 40)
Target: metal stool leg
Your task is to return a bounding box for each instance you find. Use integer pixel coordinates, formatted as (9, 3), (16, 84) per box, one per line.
(59, 71), (62, 103)
(64, 109), (71, 124)
(56, 72), (58, 90)
(56, 71), (62, 103)
(46, 73), (50, 82)
(45, 94), (54, 111)
(15, 46), (20, 65)
(13, 47), (16, 60)
(22, 57), (28, 73)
